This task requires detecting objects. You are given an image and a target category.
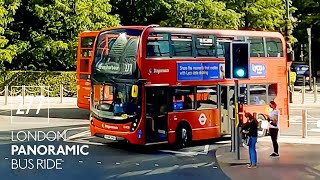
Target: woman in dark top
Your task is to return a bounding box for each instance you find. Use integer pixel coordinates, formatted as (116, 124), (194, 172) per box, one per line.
(242, 112), (258, 168)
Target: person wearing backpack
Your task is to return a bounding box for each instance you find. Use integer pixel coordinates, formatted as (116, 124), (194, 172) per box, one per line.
(242, 112), (259, 169)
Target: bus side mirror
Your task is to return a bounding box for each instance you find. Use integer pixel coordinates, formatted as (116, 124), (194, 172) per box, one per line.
(131, 85), (138, 98)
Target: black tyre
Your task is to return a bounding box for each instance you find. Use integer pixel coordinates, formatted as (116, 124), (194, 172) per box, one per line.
(175, 123), (191, 149)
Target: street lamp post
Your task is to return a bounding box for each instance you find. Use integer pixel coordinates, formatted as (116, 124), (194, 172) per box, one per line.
(284, 0), (293, 103)
(307, 28), (312, 90)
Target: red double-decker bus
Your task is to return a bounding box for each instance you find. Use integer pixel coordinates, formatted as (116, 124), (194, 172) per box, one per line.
(89, 25), (290, 147)
(76, 31), (99, 109)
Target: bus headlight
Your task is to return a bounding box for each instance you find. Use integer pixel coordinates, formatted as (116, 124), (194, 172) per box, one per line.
(130, 118), (140, 132)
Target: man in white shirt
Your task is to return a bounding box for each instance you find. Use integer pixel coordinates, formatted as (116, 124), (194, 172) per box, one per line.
(267, 101), (279, 157)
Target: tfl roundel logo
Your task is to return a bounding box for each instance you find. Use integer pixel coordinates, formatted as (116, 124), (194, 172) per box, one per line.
(198, 113), (207, 125)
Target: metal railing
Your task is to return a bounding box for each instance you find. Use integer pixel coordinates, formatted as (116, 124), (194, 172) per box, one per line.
(291, 77), (318, 104)
(0, 85), (75, 105)
(282, 108), (320, 138)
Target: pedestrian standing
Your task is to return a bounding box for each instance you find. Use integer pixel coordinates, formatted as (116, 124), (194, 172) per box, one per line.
(242, 112), (258, 169)
(267, 101), (279, 157)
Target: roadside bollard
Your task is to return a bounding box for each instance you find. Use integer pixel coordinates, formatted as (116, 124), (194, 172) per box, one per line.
(314, 85), (317, 103)
(22, 85), (26, 105)
(60, 84), (63, 103)
(302, 109), (307, 138)
(4, 86), (8, 105)
(231, 118), (235, 152)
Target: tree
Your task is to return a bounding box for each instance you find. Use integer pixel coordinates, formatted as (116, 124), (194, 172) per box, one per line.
(5, 0), (120, 71)
(160, 0), (241, 29)
(225, 0), (297, 43)
(293, 0), (320, 75)
(110, 0), (168, 25)
(0, 0), (21, 70)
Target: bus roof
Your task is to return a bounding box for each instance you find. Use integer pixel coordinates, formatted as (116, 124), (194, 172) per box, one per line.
(99, 26), (284, 39)
(148, 27), (284, 39)
(98, 26), (284, 39)
(100, 26), (146, 32)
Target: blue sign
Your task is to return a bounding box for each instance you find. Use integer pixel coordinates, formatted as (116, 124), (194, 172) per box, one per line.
(137, 129), (142, 139)
(250, 63), (266, 78)
(177, 62), (223, 81)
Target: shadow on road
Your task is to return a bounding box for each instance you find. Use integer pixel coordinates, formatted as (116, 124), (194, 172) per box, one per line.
(93, 136), (231, 155)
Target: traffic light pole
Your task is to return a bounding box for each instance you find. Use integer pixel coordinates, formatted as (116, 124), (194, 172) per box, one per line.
(234, 79), (240, 160)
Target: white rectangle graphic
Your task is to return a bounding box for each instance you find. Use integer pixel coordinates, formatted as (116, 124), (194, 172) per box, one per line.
(10, 86), (50, 124)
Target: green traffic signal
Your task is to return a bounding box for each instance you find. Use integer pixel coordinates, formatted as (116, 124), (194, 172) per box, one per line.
(235, 68), (245, 78)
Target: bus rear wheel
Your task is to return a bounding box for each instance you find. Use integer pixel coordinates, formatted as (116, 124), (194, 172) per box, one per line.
(175, 123), (191, 149)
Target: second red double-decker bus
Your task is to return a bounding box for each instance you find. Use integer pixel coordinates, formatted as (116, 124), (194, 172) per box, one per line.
(76, 31), (99, 109)
(89, 25), (290, 147)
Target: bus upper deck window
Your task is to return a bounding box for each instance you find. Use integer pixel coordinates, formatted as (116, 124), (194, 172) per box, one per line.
(266, 38), (283, 57)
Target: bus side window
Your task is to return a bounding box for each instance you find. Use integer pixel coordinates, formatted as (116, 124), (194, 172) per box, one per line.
(195, 35), (216, 57)
(172, 88), (195, 111)
(171, 34), (192, 57)
(247, 37), (265, 57)
(268, 84), (277, 101)
(249, 85), (267, 105)
(196, 86), (217, 109)
(146, 33), (170, 58)
(266, 38), (283, 57)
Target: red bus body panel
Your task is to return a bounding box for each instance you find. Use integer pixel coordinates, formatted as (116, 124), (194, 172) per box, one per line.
(76, 31), (99, 109)
(167, 109), (220, 144)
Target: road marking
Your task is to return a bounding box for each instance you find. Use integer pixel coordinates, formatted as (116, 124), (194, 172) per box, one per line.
(145, 166), (179, 175)
(158, 150), (198, 156)
(158, 145), (212, 156)
(204, 162), (215, 167)
(314, 164), (320, 171)
(204, 145), (209, 154)
(118, 170), (153, 178)
(65, 139), (104, 146)
(308, 129), (320, 132)
(61, 126), (89, 138)
(65, 130), (90, 141)
(305, 167), (320, 177)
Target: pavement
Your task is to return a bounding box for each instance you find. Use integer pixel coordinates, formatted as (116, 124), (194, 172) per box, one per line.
(216, 137), (320, 180)
(0, 96), (89, 132)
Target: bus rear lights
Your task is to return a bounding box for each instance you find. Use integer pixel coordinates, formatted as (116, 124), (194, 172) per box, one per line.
(133, 123), (137, 127)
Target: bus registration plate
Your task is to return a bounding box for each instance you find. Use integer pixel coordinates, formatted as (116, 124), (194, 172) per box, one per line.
(104, 135), (116, 140)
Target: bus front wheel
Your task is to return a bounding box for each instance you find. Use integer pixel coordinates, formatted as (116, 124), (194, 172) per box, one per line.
(175, 123), (191, 149)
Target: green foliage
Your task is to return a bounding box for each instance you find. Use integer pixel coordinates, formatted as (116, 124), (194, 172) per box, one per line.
(4, 0), (120, 71)
(225, 0), (297, 44)
(110, 0), (168, 25)
(292, 0), (320, 74)
(0, 0), (21, 63)
(0, 71), (76, 97)
(160, 0), (241, 29)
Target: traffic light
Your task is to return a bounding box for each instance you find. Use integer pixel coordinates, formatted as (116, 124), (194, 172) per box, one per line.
(232, 43), (249, 79)
(235, 103), (244, 127)
(224, 42), (250, 79)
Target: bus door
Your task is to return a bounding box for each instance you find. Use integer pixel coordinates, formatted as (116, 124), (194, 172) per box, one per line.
(145, 87), (169, 144)
(219, 85), (235, 135)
